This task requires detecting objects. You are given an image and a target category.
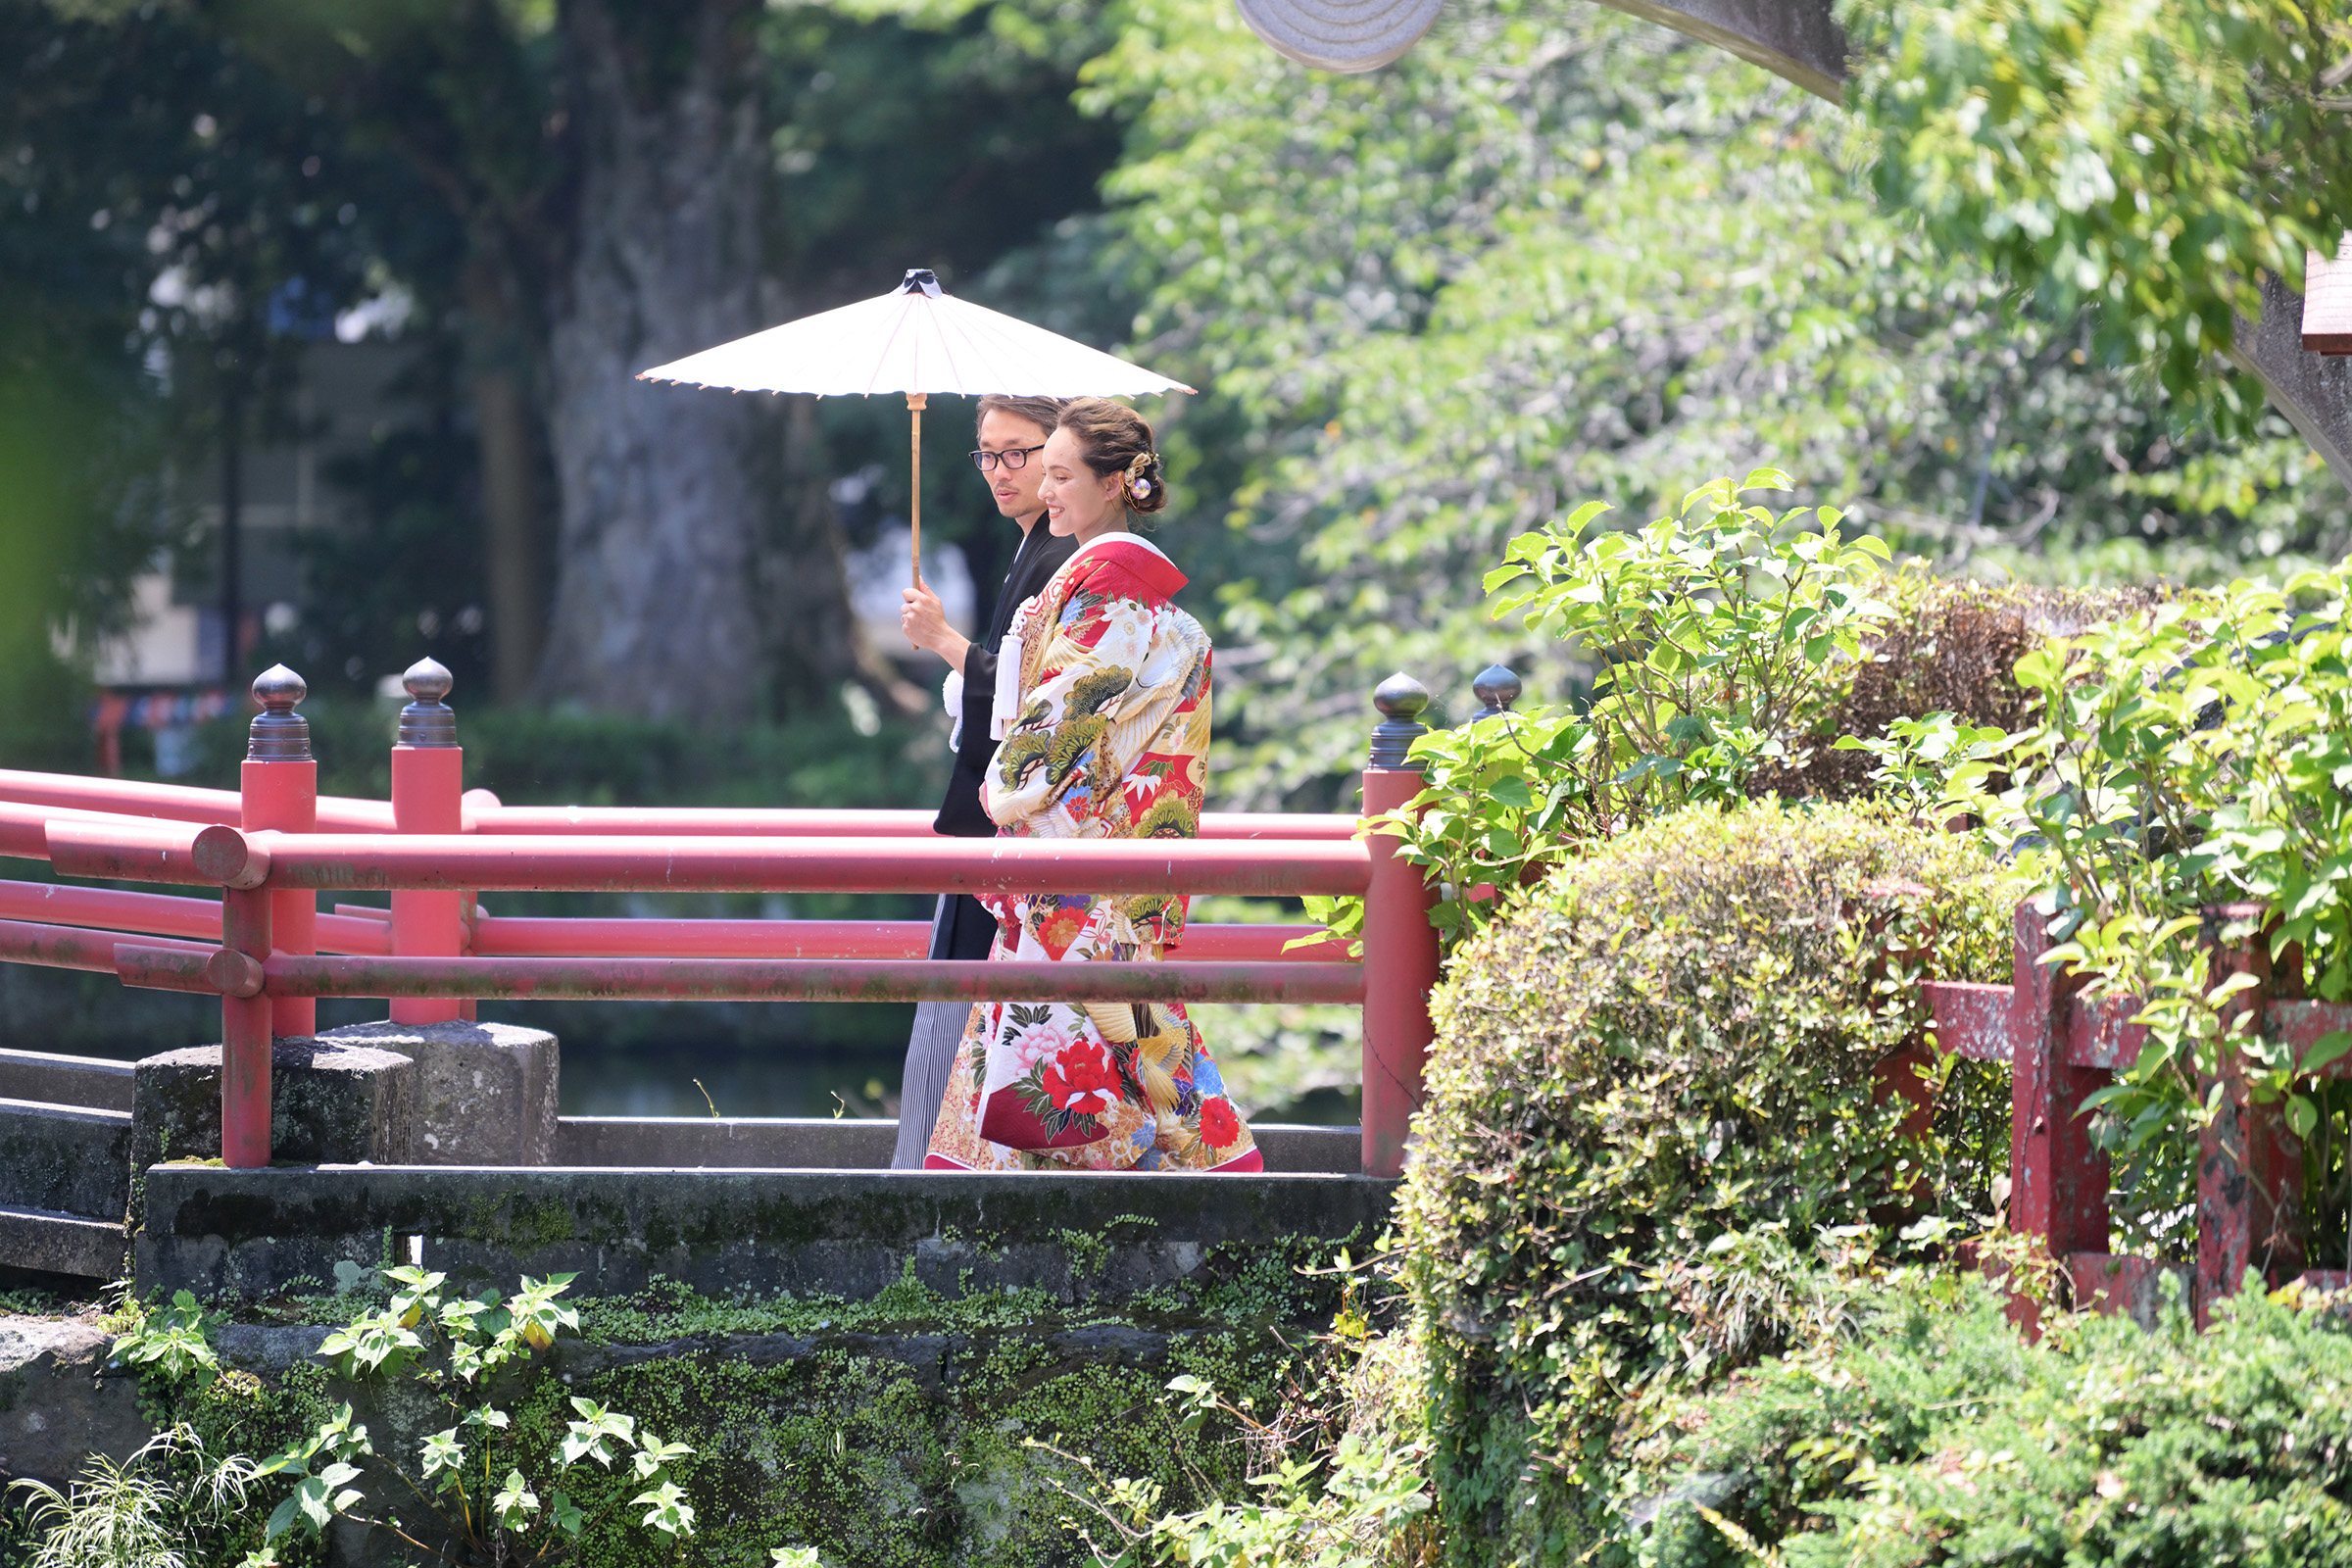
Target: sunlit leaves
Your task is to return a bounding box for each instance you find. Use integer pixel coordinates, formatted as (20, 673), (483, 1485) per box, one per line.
(561, 1398), (638, 1468)
(250, 1266), (696, 1561)
(420, 1428), (465, 1484)
(1839, 0), (2352, 426)
(630, 1479), (696, 1536)
(491, 1468), (539, 1531)
(1348, 476), (1898, 952)
(110, 1288), (222, 1388)
(1995, 559), (2352, 1247)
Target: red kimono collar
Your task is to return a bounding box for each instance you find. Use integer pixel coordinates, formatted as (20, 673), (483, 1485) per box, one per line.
(1065, 531), (1189, 600)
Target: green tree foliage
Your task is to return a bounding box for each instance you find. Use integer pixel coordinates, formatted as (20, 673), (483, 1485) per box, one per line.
(1839, 0), (2352, 427)
(0, 0), (1128, 748)
(1, 0), (412, 761)
(1396, 801), (2018, 1561)
(1079, 0), (2346, 808)
(2, 0), (475, 720)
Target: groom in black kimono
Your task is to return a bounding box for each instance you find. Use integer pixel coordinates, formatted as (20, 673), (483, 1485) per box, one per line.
(890, 393), (1076, 1166)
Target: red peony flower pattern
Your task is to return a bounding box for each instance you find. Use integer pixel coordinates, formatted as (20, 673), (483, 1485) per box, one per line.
(1040, 1039), (1122, 1115)
(1198, 1096), (1240, 1150)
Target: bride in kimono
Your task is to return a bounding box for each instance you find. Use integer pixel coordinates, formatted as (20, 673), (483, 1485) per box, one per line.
(924, 398), (1261, 1173)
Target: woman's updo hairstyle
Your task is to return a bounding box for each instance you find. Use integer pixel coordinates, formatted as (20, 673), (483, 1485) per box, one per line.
(1054, 398), (1167, 515)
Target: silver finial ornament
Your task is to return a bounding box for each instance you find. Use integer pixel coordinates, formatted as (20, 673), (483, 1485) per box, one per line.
(247, 664), (311, 761)
(1472, 663), (1522, 718)
(1368, 670), (1432, 769)
(398, 657), (458, 748)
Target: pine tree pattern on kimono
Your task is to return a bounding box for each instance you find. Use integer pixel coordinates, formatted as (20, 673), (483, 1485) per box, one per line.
(923, 533), (1259, 1173)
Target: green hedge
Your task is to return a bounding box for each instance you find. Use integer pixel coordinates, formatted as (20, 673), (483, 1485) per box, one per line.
(1773, 574), (2162, 801)
(1397, 801), (2020, 1565)
(1638, 1273), (2352, 1568)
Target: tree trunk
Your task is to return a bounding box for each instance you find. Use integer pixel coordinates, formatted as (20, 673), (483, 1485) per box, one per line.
(462, 253), (548, 709)
(537, 0), (769, 721)
(765, 393), (859, 712)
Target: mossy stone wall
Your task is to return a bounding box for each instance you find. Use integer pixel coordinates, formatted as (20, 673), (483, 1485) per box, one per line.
(90, 1227), (1357, 1568)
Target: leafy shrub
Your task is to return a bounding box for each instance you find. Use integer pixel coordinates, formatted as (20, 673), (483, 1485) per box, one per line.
(1056, 1309), (1440, 1568)
(1396, 800), (2020, 1563)
(1638, 1270), (2352, 1568)
(1334, 472), (1898, 956)
(252, 1267), (698, 1566)
(1966, 562), (2352, 1259)
(109, 1289), (222, 1390)
(1357, 534), (2161, 957)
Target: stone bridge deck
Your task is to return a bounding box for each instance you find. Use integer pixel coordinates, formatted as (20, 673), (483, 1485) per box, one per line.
(4, 1028), (1390, 1303)
(138, 1162), (1396, 1302)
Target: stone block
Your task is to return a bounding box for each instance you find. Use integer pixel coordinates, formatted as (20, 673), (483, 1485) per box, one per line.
(1252, 1124), (1361, 1173)
(0, 1206), (126, 1281)
(131, 1039), (415, 1170)
(0, 1049), (134, 1112)
(556, 1115), (895, 1168)
(318, 1021), (556, 1166)
(0, 1100), (131, 1217)
(0, 1315), (147, 1488)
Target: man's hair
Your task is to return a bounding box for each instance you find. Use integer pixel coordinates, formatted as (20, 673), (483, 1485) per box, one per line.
(974, 394), (1067, 439)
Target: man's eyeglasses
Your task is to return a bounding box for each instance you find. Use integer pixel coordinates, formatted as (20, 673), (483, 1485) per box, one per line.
(969, 444), (1047, 472)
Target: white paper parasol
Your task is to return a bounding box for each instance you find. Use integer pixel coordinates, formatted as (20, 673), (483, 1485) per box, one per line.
(638, 269), (1196, 586)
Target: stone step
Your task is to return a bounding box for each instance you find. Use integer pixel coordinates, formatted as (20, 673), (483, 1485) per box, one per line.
(553, 1116), (1364, 1172)
(0, 1098), (132, 1219)
(0, 1048), (134, 1112)
(0, 1203), (126, 1281)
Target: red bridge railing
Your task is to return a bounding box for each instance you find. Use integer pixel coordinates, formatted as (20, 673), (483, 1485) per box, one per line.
(4, 662), (2339, 1318)
(1920, 899), (2352, 1325)
(0, 662), (1443, 1176)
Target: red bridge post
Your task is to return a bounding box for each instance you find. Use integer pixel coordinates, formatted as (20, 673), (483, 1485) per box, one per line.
(2005, 896), (2109, 1328)
(389, 660), (466, 1025)
(1360, 673), (1438, 1179)
(2196, 906), (2299, 1323)
(228, 665), (314, 1165)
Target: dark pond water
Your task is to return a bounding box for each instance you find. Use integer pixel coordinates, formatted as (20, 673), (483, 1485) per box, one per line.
(553, 1036), (911, 1119)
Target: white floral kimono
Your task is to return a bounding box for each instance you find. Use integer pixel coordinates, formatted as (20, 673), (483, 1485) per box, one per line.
(924, 532), (1260, 1172)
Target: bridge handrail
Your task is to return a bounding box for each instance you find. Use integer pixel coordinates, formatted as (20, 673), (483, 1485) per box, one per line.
(0, 771), (1355, 841)
(58, 827), (1374, 897)
(0, 875), (1348, 961)
(119, 949), (1367, 1006)
(0, 658), (1449, 1175)
(1910, 898), (2352, 1327)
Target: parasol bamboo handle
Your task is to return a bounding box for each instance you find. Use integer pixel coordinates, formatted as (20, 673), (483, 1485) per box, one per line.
(906, 391), (927, 591)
